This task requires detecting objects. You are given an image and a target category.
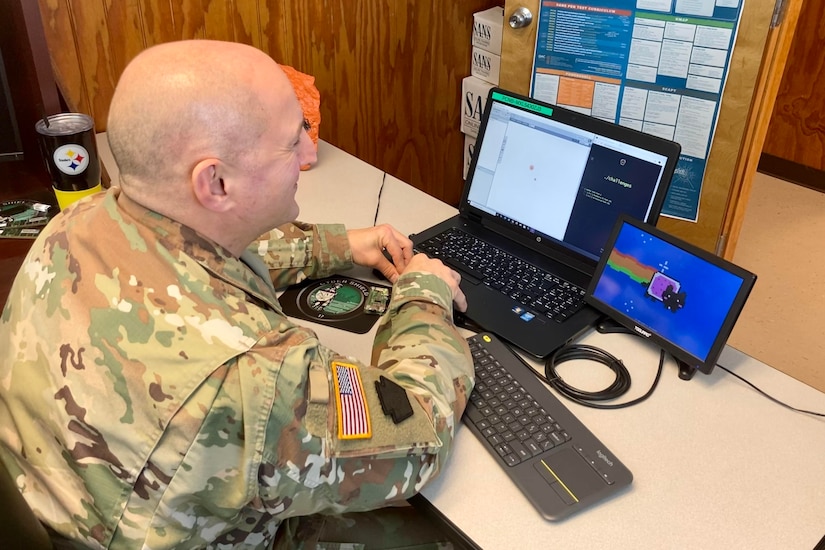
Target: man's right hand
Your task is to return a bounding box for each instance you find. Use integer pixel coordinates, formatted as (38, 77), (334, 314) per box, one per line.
(401, 254), (468, 312)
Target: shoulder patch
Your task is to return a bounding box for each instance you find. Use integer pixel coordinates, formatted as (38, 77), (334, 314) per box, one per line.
(331, 361), (372, 440)
(375, 375), (414, 424)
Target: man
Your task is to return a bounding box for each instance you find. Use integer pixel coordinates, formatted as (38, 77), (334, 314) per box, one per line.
(0, 40), (473, 548)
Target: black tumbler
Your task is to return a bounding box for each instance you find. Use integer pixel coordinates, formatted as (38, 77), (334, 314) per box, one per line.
(35, 113), (102, 210)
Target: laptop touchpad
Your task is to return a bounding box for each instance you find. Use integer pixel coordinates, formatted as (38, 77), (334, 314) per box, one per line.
(533, 448), (606, 505)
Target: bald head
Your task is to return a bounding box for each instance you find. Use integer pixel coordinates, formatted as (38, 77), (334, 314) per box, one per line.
(107, 40), (293, 197)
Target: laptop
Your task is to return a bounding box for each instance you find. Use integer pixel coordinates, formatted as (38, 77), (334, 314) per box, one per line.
(412, 88), (681, 357)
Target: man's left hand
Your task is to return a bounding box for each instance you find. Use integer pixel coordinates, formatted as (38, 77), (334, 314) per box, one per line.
(347, 225), (413, 283)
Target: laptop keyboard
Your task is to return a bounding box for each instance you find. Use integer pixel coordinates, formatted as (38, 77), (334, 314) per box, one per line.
(417, 228), (585, 322)
(466, 334), (572, 467)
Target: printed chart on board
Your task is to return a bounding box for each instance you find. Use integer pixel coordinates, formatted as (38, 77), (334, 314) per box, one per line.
(529, 0), (744, 222)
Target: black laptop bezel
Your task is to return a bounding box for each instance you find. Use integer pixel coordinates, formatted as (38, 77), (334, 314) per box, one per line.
(459, 87), (682, 276)
(584, 214), (757, 374)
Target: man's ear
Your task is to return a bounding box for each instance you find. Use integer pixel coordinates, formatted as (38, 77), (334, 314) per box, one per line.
(191, 159), (233, 212)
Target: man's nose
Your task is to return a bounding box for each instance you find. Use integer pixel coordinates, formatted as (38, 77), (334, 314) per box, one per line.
(300, 132), (318, 167)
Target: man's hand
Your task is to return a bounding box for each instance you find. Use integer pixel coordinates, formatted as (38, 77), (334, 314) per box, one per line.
(347, 225), (413, 283)
(402, 254), (468, 312)
(346, 226), (467, 312)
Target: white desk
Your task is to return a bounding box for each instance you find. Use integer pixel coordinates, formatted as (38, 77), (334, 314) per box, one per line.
(303, 144), (825, 550)
(294, 141), (386, 230)
(102, 139), (825, 549)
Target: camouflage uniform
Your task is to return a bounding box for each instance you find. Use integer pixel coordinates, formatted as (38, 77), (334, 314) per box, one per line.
(0, 188), (473, 549)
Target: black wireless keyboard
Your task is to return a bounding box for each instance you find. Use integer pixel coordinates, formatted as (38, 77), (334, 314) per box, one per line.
(462, 332), (633, 520)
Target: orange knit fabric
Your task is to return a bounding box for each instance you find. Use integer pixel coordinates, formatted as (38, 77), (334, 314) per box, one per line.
(281, 65), (320, 170)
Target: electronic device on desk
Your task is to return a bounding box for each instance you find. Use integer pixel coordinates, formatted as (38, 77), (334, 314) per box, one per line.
(585, 214), (757, 380)
(464, 332), (633, 521)
(412, 87), (681, 359)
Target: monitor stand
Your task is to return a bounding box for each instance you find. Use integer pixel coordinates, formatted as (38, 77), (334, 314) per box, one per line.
(676, 359), (698, 381)
(596, 318), (698, 381)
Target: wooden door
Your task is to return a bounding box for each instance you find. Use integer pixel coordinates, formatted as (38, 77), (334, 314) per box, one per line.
(499, 0), (801, 257)
(762, 0), (825, 172)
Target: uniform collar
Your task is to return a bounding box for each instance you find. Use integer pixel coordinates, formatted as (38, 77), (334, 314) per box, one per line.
(112, 188), (280, 307)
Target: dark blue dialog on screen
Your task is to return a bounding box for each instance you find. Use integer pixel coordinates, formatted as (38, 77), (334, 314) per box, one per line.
(592, 223), (744, 362)
(564, 144), (662, 259)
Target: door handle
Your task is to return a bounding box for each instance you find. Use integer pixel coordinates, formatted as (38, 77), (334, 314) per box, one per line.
(508, 7), (533, 29)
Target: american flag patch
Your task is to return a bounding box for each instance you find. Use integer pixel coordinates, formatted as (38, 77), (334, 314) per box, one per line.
(332, 362), (372, 439)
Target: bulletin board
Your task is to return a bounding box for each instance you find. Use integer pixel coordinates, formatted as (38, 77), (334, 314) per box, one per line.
(498, 0), (778, 254)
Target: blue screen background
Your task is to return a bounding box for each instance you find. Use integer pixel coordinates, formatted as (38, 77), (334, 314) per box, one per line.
(592, 223), (744, 362)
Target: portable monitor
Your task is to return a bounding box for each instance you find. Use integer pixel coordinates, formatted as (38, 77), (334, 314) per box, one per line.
(585, 215), (757, 376)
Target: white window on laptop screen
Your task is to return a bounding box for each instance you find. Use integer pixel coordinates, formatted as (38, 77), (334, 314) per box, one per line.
(468, 103), (593, 241)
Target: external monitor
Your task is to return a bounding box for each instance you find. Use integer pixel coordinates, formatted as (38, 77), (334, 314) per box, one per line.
(585, 214), (757, 376)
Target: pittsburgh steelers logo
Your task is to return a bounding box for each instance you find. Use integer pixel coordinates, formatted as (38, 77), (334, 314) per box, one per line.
(53, 144), (90, 175)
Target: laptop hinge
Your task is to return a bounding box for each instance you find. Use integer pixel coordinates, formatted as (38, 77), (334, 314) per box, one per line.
(468, 211), (482, 224)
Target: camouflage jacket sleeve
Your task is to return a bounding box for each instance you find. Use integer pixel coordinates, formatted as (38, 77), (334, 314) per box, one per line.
(249, 271), (474, 520)
(250, 222), (352, 289)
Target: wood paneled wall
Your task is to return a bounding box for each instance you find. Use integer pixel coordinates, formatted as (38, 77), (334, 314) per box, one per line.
(36, 0), (502, 206)
(762, 0), (825, 172)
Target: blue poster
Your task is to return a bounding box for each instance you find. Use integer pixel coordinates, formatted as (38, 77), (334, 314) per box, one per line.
(530, 0), (743, 221)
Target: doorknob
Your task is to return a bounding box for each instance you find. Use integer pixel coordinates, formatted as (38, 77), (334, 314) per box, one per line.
(508, 7), (533, 28)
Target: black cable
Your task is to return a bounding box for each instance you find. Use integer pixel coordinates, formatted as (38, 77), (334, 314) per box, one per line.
(717, 364), (825, 418)
(469, 314), (824, 415)
(373, 172), (387, 226)
(547, 345), (631, 400)
(541, 342), (665, 409)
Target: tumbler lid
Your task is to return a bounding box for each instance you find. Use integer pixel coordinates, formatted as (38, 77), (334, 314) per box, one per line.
(35, 113), (94, 136)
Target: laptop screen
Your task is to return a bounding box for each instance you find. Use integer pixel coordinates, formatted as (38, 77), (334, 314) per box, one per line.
(464, 89), (679, 263)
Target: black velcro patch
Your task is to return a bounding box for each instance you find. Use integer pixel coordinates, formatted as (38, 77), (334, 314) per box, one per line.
(374, 376), (414, 424)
